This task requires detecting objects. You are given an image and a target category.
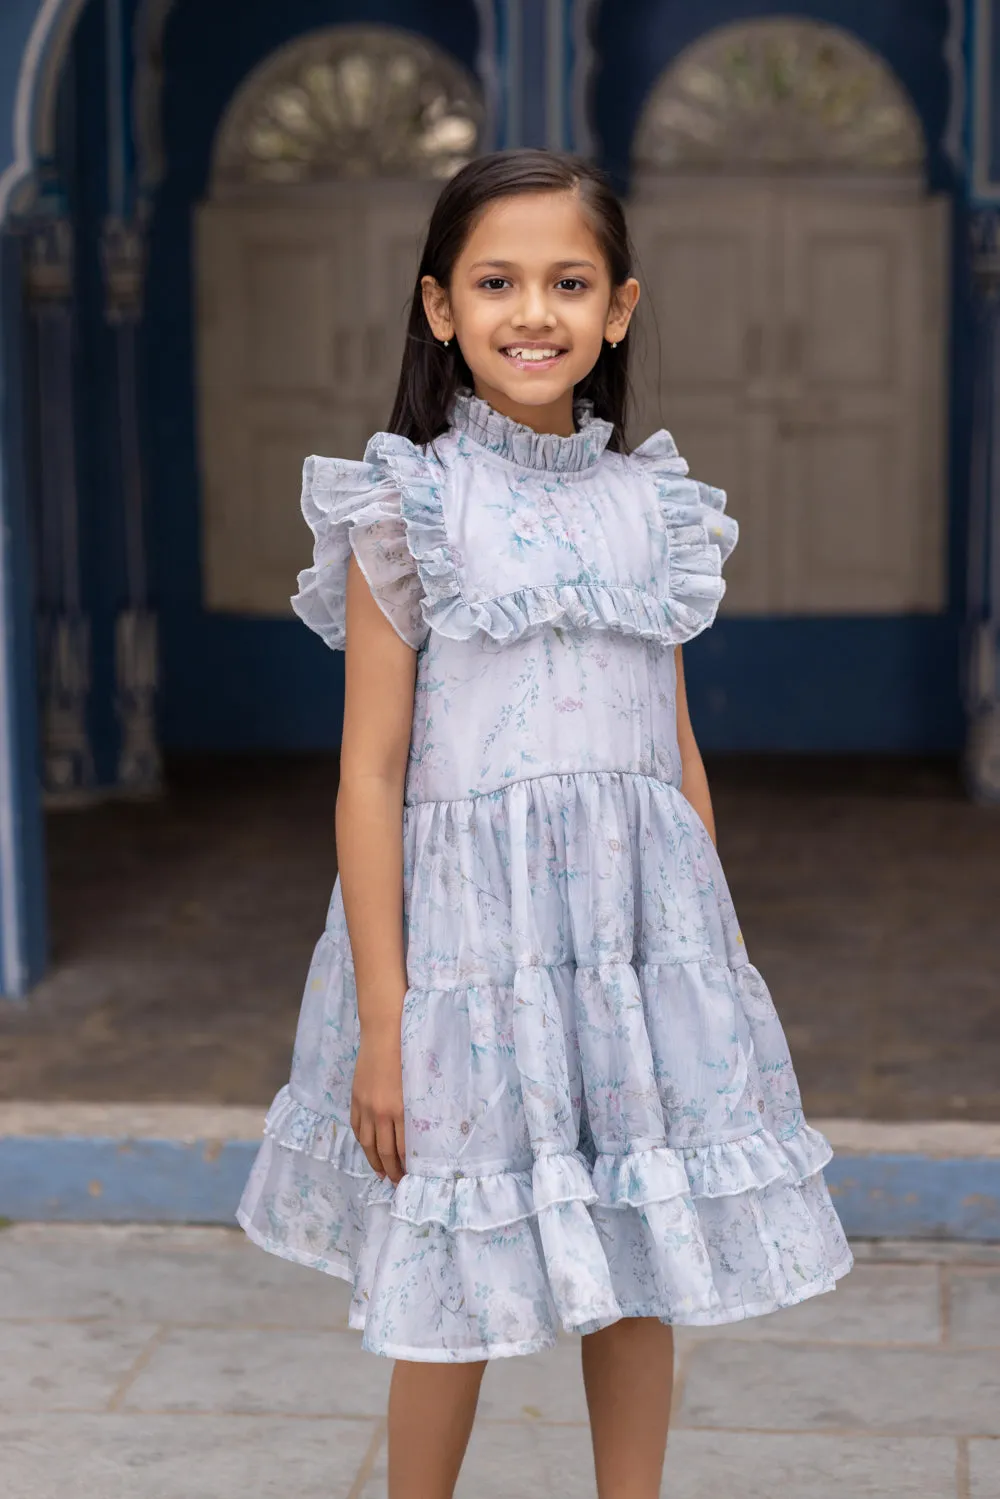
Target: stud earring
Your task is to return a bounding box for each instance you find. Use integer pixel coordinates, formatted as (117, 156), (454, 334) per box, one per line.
(442, 338), (451, 347)
(611, 340), (619, 349)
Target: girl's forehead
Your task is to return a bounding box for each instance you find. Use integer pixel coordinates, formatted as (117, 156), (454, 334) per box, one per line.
(460, 191), (603, 261)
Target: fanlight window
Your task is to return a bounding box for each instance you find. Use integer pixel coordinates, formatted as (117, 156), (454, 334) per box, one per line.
(213, 25), (483, 186)
(634, 19), (925, 175)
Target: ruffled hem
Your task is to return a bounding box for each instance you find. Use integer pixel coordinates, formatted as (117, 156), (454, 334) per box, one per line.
(365, 426), (738, 650)
(259, 1084), (832, 1220)
(238, 1095), (851, 1359)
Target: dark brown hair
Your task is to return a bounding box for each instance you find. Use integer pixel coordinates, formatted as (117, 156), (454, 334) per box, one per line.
(387, 149), (634, 450)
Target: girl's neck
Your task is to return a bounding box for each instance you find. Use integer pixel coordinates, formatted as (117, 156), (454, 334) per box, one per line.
(470, 380), (576, 437)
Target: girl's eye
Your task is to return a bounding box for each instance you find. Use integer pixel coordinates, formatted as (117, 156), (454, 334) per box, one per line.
(557, 278), (587, 292)
(479, 277), (511, 292)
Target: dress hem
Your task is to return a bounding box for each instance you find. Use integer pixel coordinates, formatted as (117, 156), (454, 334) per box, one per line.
(237, 1204), (854, 1360)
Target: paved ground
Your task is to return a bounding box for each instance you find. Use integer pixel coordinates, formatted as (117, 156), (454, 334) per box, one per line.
(2, 753), (999, 1119)
(2, 1224), (999, 1499)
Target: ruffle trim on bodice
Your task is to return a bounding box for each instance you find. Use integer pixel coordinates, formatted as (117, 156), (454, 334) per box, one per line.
(449, 389), (614, 472)
(366, 424), (739, 650)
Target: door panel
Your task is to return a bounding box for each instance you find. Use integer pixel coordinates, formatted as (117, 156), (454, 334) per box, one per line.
(196, 191), (429, 616)
(629, 184), (948, 619)
(629, 186), (776, 614)
(776, 194), (944, 614)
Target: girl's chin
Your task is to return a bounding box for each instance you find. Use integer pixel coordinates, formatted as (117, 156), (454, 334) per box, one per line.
(485, 363), (582, 399)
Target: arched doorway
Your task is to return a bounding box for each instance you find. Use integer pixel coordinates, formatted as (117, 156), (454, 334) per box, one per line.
(627, 19), (950, 621)
(194, 24), (482, 618)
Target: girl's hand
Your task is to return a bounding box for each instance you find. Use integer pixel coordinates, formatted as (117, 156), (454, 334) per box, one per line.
(351, 1025), (406, 1185)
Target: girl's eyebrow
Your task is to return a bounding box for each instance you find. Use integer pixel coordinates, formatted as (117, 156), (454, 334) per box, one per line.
(467, 258), (599, 272)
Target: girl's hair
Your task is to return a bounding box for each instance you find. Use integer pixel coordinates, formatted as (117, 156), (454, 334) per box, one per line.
(387, 149), (634, 450)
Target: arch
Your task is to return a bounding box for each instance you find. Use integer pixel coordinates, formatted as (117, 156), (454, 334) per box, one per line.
(0, 0), (91, 223)
(632, 18), (927, 177)
(209, 23), (484, 191)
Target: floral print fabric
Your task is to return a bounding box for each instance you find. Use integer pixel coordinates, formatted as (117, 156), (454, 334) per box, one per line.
(238, 393), (853, 1361)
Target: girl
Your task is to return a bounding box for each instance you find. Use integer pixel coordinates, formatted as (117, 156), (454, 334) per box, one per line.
(238, 149), (852, 1498)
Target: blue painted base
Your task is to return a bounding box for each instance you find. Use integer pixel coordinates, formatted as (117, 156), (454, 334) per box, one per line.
(2, 1136), (998, 1241)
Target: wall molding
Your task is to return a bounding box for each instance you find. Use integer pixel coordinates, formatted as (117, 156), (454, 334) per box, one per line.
(973, 0), (1000, 201)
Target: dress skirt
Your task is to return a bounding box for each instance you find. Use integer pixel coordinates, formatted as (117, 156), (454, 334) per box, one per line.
(238, 768), (853, 1362)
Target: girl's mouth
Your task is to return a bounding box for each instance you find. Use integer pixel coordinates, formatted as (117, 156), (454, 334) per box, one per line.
(500, 345), (568, 371)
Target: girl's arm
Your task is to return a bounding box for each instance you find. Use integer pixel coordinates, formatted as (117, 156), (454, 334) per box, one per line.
(337, 553), (418, 1185)
(674, 644), (718, 849)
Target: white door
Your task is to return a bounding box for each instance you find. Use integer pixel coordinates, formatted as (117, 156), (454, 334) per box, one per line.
(775, 193), (948, 613)
(629, 185), (776, 612)
(628, 182), (949, 617)
(195, 185), (433, 616)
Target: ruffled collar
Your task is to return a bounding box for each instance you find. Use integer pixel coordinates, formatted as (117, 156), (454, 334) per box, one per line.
(449, 390), (614, 473)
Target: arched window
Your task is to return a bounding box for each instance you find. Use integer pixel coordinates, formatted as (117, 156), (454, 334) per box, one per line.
(212, 24), (483, 189)
(633, 19), (925, 177)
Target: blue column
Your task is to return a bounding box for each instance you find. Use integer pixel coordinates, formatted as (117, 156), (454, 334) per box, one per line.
(966, 0), (1000, 799)
(104, 0), (160, 795)
(0, 229), (48, 998)
(476, 0), (599, 153)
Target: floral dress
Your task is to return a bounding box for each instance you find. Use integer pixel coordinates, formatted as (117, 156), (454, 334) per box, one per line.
(237, 391), (853, 1362)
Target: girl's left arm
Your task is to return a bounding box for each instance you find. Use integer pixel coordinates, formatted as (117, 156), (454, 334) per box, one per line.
(675, 645), (717, 849)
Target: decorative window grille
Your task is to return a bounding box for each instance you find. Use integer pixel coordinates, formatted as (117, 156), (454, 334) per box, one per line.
(213, 25), (483, 186)
(633, 19), (925, 175)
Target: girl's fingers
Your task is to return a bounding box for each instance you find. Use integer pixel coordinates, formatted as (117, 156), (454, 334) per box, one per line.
(355, 1116), (383, 1178)
(375, 1115), (405, 1184)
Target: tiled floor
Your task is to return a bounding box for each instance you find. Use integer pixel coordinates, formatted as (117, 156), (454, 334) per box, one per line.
(1, 1223), (998, 1499)
(1, 753), (998, 1119)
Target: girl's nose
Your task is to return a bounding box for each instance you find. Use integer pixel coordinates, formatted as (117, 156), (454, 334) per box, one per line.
(512, 286), (557, 330)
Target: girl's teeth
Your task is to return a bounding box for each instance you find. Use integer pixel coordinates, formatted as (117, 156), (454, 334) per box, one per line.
(507, 348), (562, 361)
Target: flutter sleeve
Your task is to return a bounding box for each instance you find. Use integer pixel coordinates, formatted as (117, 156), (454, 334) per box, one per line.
(290, 453), (428, 651)
(631, 429), (739, 643)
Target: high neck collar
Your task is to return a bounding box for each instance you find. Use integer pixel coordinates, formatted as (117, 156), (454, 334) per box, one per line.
(449, 390), (614, 473)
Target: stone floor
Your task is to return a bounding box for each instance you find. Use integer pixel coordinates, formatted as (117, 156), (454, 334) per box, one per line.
(1, 753), (999, 1119)
(1, 1223), (998, 1499)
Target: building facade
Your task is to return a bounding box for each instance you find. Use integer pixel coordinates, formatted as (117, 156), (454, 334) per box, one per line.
(0, 0), (997, 996)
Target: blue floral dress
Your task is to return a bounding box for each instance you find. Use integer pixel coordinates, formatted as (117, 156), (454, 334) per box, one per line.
(237, 391), (853, 1362)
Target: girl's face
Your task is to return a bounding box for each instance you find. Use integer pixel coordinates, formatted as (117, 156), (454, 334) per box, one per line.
(421, 190), (639, 436)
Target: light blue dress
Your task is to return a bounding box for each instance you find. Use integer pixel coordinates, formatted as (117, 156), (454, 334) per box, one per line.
(238, 391), (853, 1362)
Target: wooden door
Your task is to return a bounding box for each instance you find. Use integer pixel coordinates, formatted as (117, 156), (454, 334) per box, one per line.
(775, 192), (949, 613)
(195, 188), (430, 616)
(628, 185), (777, 613)
(628, 182), (949, 618)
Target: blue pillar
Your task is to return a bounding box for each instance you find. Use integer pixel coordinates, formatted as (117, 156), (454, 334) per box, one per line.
(967, 0), (1000, 800)
(0, 0), (55, 997)
(476, 0), (599, 153)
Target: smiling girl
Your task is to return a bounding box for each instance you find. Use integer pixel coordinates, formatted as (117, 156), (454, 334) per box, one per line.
(238, 150), (852, 1499)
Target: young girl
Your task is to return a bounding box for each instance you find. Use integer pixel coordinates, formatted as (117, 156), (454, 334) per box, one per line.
(238, 149), (852, 1498)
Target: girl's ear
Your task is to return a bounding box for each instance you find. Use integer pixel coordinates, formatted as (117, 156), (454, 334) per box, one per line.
(421, 276), (454, 343)
(605, 277), (640, 346)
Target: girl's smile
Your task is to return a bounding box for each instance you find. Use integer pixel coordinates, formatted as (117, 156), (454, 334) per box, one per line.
(499, 342), (569, 370)
(422, 190), (638, 436)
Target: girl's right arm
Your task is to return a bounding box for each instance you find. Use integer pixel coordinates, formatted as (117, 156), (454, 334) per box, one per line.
(337, 552), (418, 1185)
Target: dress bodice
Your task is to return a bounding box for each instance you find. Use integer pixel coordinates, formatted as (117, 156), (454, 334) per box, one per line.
(290, 391), (738, 802)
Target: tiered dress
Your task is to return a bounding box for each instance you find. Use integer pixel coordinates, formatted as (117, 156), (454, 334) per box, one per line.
(237, 391), (853, 1362)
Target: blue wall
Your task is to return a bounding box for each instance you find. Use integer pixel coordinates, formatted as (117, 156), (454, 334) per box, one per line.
(593, 0), (967, 752)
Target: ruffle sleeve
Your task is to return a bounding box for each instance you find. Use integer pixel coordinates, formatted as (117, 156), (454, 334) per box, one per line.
(630, 429), (739, 644)
(290, 453), (428, 651)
